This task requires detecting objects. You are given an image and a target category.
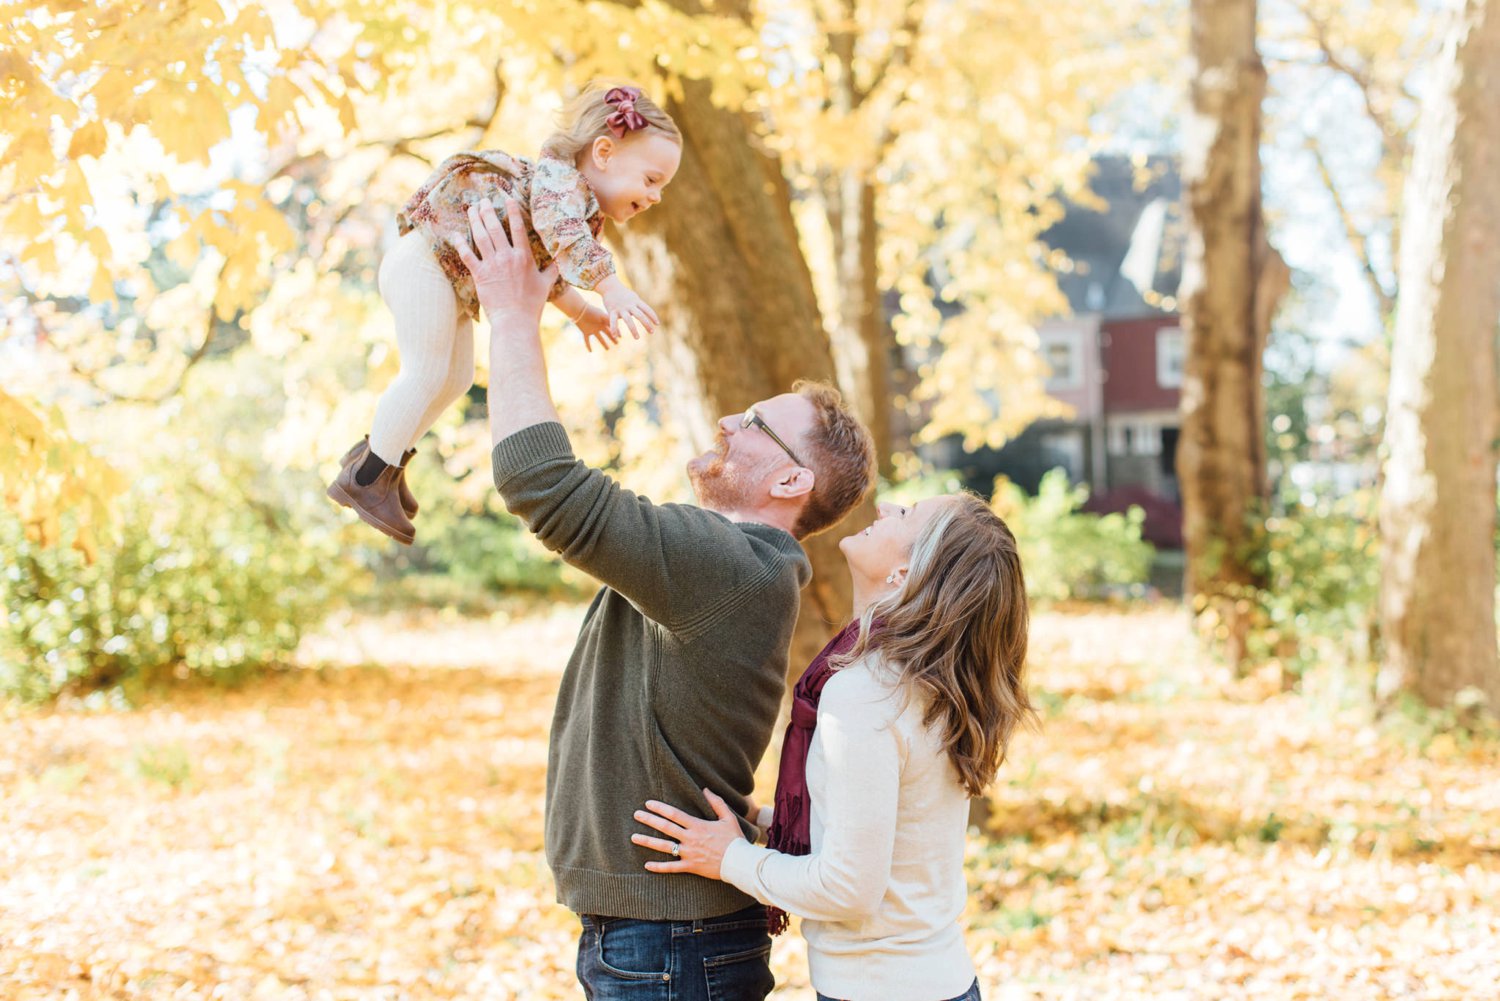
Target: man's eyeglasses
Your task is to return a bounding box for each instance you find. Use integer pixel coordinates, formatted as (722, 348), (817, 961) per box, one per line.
(741, 406), (805, 467)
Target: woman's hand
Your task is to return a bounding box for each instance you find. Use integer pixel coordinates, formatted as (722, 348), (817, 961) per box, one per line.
(597, 276), (660, 341)
(632, 789), (745, 881)
(574, 303), (618, 353)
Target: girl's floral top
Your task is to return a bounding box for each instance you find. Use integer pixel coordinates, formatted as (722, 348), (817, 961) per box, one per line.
(398, 150), (615, 320)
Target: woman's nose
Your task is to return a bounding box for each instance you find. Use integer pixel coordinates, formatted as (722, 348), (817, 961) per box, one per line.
(876, 501), (897, 519)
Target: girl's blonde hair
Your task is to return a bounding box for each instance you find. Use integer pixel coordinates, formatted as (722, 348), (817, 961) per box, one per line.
(540, 80), (681, 162)
(835, 492), (1037, 798)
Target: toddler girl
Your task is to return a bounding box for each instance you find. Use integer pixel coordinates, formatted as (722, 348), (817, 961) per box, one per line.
(328, 81), (681, 544)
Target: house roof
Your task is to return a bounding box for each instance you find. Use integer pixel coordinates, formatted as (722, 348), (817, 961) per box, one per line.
(1043, 155), (1184, 319)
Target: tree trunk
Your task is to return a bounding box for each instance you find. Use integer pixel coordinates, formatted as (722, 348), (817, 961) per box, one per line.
(811, 1), (900, 476)
(610, 76), (876, 677)
(1177, 0), (1286, 668)
(1377, 0), (1500, 712)
(821, 172), (895, 476)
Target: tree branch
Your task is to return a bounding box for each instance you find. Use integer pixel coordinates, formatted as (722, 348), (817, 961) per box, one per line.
(857, 0), (928, 106)
(345, 57), (508, 167)
(11, 259), (225, 406)
(14, 56), (515, 409)
(1290, 0), (1402, 146)
(820, 0), (928, 168)
(1304, 135), (1396, 318)
(272, 57), (510, 253)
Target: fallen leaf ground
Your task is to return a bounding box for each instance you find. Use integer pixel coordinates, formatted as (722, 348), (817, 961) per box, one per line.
(2, 604), (1497, 1000)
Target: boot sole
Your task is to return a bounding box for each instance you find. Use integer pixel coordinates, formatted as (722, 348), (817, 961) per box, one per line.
(326, 481), (416, 546)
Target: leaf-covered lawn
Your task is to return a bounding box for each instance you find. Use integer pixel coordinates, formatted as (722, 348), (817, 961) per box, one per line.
(3, 604), (1497, 999)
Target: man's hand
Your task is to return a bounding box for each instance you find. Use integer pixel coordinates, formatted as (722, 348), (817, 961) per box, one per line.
(452, 197), (563, 445)
(450, 198), (557, 322)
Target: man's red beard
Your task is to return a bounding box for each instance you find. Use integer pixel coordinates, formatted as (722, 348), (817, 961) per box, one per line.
(688, 432), (764, 510)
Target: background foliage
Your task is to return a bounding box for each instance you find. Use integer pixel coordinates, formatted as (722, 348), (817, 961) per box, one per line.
(0, 7), (1486, 698)
(993, 470), (1157, 603)
(4, 2), (1499, 996)
(0, 0), (1463, 696)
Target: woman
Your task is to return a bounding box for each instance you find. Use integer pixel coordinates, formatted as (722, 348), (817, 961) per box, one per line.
(630, 492), (1035, 1001)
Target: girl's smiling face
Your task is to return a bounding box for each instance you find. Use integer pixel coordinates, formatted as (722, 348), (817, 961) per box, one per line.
(578, 132), (682, 223)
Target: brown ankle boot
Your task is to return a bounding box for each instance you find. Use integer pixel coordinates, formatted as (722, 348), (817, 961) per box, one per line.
(340, 438), (418, 518)
(327, 440), (416, 545)
(397, 447), (419, 517)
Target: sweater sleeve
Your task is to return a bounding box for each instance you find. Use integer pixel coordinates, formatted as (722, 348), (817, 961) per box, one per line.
(530, 157), (616, 290)
(492, 422), (799, 637)
(719, 670), (904, 921)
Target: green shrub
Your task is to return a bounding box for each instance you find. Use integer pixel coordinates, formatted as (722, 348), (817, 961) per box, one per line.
(401, 456), (591, 599)
(992, 469), (1156, 602)
(1, 469), (346, 703)
(419, 508), (589, 597)
(888, 468), (1155, 602)
(1248, 490), (1380, 679)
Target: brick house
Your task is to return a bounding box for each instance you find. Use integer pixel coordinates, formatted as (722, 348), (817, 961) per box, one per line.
(938, 155), (1186, 548)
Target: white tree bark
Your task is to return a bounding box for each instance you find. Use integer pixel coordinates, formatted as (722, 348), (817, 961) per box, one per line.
(1378, 0), (1500, 711)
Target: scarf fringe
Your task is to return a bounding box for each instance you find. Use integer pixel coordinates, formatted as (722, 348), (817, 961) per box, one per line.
(766, 800), (803, 852)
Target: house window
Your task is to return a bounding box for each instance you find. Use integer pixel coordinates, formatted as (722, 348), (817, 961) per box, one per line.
(1085, 281), (1106, 312)
(1040, 431), (1084, 481)
(1108, 422), (1128, 456)
(1109, 420), (1162, 457)
(1043, 336), (1082, 391)
(1134, 423), (1161, 456)
(1157, 326), (1185, 388)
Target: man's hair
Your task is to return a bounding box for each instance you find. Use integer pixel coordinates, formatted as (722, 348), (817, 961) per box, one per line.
(789, 379), (877, 539)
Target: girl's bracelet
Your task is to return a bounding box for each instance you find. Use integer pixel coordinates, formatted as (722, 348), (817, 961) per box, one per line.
(564, 300), (588, 323)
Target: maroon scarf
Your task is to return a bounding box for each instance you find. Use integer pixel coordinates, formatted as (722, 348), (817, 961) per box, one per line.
(763, 619), (865, 935)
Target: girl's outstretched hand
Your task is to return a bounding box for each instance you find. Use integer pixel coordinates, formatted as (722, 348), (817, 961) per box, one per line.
(631, 789), (745, 881)
(574, 303), (618, 353)
(599, 279), (660, 341)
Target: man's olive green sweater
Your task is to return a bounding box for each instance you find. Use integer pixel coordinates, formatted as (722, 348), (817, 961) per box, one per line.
(493, 422), (811, 920)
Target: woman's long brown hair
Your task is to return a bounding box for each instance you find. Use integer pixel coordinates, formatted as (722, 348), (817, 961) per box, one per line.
(835, 492), (1036, 797)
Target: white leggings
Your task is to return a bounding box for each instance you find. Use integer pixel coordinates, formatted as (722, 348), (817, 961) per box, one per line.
(368, 231), (474, 464)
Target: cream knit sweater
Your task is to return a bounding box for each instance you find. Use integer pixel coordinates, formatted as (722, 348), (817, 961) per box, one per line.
(720, 658), (977, 1001)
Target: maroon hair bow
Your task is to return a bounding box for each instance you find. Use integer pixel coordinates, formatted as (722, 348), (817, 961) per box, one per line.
(604, 86), (647, 138)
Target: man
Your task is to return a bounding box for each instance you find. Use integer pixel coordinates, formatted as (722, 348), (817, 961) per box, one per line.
(453, 197), (876, 999)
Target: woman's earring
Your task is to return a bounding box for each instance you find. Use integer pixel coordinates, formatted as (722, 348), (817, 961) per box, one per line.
(885, 573), (897, 585)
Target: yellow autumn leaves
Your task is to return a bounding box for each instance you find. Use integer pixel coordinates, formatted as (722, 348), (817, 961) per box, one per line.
(0, 389), (123, 561)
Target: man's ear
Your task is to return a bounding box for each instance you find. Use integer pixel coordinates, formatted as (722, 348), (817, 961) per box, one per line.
(769, 466), (815, 501)
(589, 136), (615, 170)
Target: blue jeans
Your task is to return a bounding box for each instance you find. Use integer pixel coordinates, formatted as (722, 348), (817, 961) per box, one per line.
(576, 904), (774, 1000)
(817, 979), (982, 1001)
